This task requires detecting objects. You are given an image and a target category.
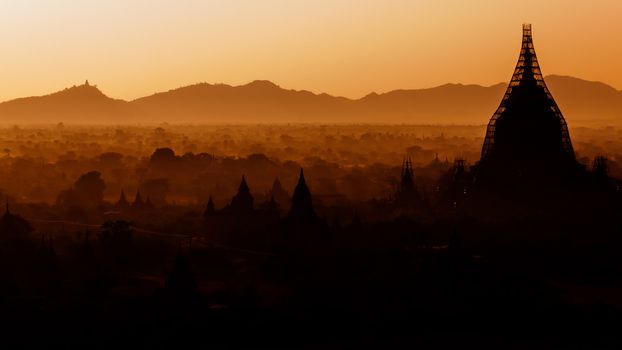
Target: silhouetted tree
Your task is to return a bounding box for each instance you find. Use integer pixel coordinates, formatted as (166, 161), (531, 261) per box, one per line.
(74, 171), (106, 204)
(57, 171), (106, 210)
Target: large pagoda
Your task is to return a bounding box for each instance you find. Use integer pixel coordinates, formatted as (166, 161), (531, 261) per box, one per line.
(476, 24), (578, 188)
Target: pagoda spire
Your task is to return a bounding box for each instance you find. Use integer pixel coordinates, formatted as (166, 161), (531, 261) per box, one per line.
(400, 156), (415, 193)
(288, 168), (316, 220)
(230, 175), (254, 213)
(204, 196), (216, 216)
(132, 190), (144, 209)
(481, 24), (574, 162)
(116, 189), (129, 208)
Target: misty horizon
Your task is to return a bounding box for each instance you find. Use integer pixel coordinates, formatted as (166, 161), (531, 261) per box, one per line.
(1, 74), (621, 126)
(3, 74), (621, 103)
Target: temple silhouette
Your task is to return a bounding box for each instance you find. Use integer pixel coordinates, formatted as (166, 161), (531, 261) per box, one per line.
(473, 24), (583, 198)
(396, 157), (418, 203)
(481, 24), (574, 162)
(474, 24), (582, 194)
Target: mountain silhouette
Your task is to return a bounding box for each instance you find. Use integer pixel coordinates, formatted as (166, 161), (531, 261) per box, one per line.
(0, 76), (620, 125)
(544, 75), (622, 124)
(132, 80), (352, 123)
(0, 81), (132, 123)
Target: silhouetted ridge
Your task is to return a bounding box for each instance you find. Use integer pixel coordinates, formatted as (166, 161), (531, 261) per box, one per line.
(1, 77), (621, 124)
(244, 80), (280, 89)
(0, 81), (130, 123)
(56, 81), (107, 98)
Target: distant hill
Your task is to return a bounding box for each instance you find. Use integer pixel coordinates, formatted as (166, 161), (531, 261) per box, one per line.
(544, 75), (622, 125)
(0, 81), (133, 123)
(131, 80), (353, 123)
(0, 76), (620, 125)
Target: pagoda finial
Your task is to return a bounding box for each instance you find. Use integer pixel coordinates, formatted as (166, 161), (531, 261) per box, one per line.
(298, 168), (306, 185)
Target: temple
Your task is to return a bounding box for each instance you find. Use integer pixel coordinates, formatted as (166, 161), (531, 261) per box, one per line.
(476, 24), (579, 189)
(395, 157), (420, 205)
(229, 175), (254, 214)
(288, 169), (317, 221)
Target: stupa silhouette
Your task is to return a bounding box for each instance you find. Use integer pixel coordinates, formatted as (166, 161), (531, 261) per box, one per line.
(476, 24), (579, 188)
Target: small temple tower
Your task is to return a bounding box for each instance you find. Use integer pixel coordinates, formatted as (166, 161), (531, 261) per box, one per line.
(288, 168), (317, 221)
(131, 190), (145, 209)
(116, 189), (129, 209)
(204, 196), (216, 217)
(396, 156), (419, 203)
(268, 177), (290, 208)
(230, 175), (254, 214)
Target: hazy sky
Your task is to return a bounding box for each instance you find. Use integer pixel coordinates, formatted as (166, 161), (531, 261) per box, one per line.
(0, 0), (621, 101)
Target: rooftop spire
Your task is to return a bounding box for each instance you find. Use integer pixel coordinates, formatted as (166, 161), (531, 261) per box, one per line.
(298, 168), (306, 185)
(239, 175), (249, 192)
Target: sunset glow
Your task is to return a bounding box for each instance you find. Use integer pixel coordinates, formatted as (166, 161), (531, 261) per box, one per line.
(0, 0), (621, 101)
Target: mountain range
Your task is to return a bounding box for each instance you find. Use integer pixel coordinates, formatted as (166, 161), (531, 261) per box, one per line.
(0, 75), (620, 125)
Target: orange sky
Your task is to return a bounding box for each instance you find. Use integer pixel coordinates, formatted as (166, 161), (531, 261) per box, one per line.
(0, 0), (620, 101)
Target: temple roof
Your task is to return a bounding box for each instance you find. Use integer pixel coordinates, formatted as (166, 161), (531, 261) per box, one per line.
(481, 24), (574, 162)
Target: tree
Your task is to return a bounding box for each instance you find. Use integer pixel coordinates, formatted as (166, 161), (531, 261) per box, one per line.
(74, 171), (106, 205)
(56, 171), (106, 210)
(150, 147), (176, 163)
